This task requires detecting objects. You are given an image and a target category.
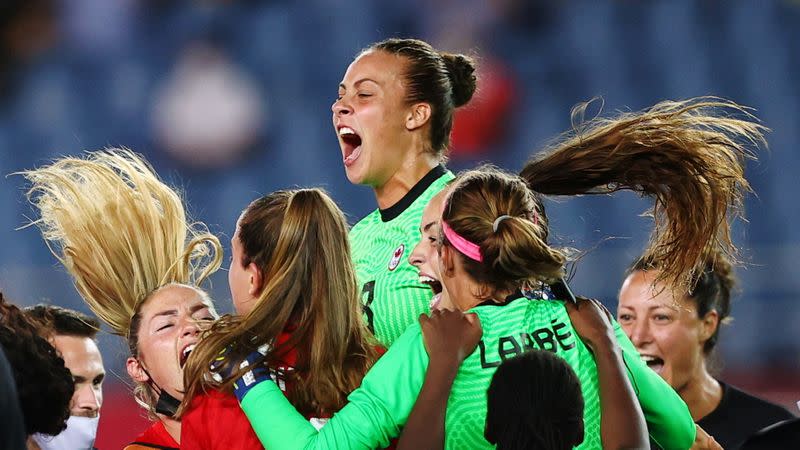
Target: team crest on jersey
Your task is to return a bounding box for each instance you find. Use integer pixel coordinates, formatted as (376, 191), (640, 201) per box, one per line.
(388, 244), (405, 271)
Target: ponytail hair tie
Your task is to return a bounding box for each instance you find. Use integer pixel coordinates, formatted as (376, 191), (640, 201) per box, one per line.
(492, 215), (513, 233)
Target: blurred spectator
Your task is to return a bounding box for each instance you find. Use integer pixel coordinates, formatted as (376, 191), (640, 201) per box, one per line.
(151, 42), (266, 168)
(449, 58), (517, 158)
(26, 305), (104, 450)
(0, 0), (58, 101)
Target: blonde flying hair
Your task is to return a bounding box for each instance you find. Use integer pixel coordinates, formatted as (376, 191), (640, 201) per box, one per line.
(181, 189), (380, 418)
(20, 149), (222, 415)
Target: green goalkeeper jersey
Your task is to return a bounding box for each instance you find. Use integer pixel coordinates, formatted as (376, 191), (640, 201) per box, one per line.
(349, 164), (454, 346)
(240, 296), (696, 450)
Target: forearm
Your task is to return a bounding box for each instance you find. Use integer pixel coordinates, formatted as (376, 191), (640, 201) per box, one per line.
(592, 337), (649, 450)
(614, 323), (695, 449)
(396, 361), (459, 450)
(239, 326), (429, 450)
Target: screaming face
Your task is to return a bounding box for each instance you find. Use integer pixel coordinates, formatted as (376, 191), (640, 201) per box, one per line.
(410, 190), (449, 307)
(617, 270), (711, 394)
(127, 284), (217, 402)
(332, 50), (415, 187)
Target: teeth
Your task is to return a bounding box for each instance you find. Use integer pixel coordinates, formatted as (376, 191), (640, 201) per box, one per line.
(640, 355), (660, 363)
(183, 343), (197, 358)
(419, 275), (437, 284)
(339, 127), (355, 136)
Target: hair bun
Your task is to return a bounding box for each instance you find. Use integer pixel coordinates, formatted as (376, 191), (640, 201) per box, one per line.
(441, 52), (477, 107)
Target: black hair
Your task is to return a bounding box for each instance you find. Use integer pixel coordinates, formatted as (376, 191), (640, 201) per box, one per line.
(24, 304), (100, 339)
(369, 38), (477, 155)
(0, 292), (72, 436)
(485, 350), (584, 450)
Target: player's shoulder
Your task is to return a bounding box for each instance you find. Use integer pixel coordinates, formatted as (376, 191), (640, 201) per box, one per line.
(351, 209), (381, 234)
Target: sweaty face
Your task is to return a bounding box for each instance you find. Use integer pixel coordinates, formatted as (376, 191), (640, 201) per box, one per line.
(617, 270), (707, 393)
(332, 50), (414, 187)
(53, 335), (104, 418)
(134, 285), (216, 400)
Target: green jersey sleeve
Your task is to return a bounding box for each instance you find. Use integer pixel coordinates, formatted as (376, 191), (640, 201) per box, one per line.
(613, 321), (696, 449)
(239, 325), (428, 450)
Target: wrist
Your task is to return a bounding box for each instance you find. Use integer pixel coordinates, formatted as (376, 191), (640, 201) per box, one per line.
(426, 358), (460, 381)
(584, 332), (617, 351)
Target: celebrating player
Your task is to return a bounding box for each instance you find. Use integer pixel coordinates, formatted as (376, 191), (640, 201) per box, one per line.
(178, 189), (393, 449)
(22, 150), (222, 449)
(335, 37), (475, 345)
(618, 250), (794, 448)
(235, 98), (764, 449)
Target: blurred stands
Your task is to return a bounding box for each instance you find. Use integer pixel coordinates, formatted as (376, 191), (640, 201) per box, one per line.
(1, 1), (799, 447)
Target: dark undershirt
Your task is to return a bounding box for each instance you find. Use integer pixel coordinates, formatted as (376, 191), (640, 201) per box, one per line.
(696, 381), (795, 450)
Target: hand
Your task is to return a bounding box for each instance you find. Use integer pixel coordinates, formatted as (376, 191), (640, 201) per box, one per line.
(565, 296), (616, 353)
(690, 424), (723, 450)
(229, 345), (271, 402)
(419, 309), (482, 367)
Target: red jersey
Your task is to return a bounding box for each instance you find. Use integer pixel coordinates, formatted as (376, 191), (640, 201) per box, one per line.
(181, 330), (395, 450)
(124, 421), (179, 450)
(181, 330), (330, 450)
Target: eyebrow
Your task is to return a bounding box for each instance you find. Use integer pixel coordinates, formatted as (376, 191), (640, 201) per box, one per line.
(339, 78), (380, 90)
(74, 372), (105, 382)
(619, 304), (674, 312)
(151, 303), (209, 320)
(420, 220), (438, 234)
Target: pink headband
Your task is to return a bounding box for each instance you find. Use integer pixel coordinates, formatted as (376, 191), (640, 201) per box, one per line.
(441, 220), (483, 262)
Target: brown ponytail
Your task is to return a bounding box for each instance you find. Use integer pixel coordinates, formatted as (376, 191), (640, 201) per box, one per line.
(521, 97), (765, 290)
(442, 167), (565, 300)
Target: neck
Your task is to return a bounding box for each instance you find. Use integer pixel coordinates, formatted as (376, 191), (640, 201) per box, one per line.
(374, 153), (438, 210)
(676, 360), (722, 421)
(160, 415), (181, 444)
(447, 277), (492, 312)
(26, 436), (41, 450)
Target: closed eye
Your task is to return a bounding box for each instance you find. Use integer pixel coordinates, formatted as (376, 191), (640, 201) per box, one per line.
(157, 323), (173, 332)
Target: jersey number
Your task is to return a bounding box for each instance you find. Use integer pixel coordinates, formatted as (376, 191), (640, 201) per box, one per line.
(361, 280), (376, 334)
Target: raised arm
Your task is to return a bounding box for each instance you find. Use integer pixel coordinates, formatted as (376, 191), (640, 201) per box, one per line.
(397, 310), (482, 450)
(566, 297), (649, 450)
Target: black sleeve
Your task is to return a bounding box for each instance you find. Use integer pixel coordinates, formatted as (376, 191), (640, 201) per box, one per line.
(0, 346), (27, 450)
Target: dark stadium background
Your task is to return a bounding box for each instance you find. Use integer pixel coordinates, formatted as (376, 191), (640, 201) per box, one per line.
(1, 1), (799, 448)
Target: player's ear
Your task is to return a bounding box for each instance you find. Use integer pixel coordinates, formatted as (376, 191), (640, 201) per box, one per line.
(247, 263), (264, 296)
(127, 357), (149, 383)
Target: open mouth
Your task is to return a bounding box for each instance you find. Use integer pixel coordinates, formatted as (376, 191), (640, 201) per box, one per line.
(419, 274), (442, 294)
(339, 127), (363, 166)
(640, 355), (664, 374)
(180, 343), (197, 368)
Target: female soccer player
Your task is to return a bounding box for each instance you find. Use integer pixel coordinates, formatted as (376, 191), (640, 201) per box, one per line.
(618, 251), (794, 449)
(335, 37), (476, 345)
(22, 150), (222, 449)
(179, 189), (387, 447)
(236, 98), (765, 449)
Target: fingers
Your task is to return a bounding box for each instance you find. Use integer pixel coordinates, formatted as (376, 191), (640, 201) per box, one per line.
(418, 313), (430, 327)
